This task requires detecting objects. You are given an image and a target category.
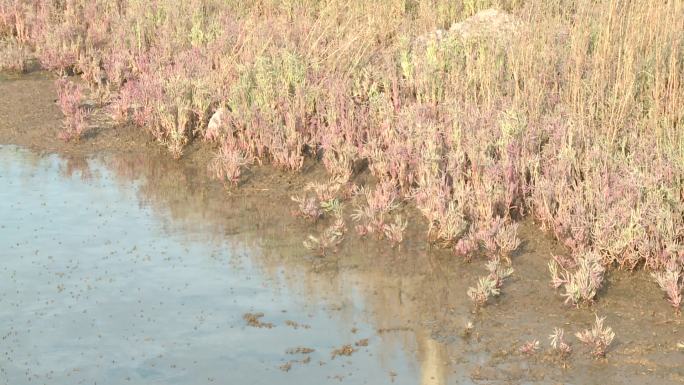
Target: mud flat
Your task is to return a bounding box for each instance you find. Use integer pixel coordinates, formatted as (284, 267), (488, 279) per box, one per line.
(0, 74), (682, 384)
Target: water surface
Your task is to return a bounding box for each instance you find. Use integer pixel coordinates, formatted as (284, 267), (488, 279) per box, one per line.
(0, 146), (426, 385)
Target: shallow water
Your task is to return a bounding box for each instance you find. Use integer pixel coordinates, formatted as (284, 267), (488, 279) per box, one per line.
(0, 145), (430, 384)
(0, 144), (682, 385)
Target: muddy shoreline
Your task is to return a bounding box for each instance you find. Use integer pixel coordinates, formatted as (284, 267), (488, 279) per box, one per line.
(0, 71), (336, 199)
(1, 71), (682, 384)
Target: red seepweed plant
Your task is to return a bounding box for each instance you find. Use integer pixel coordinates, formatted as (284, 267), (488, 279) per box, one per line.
(55, 78), (89, 141)
(549, 251), (606, 306)
(651, 257), (683, 313)
(519, 340), (540, 356)
(575, 315), (615, 358)
(467, 257), (514, 307)
(208, 140), (251, 187)
(549, 327), (572, 357)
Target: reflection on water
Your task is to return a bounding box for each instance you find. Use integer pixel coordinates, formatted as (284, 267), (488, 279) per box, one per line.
(418, 330), (447, 385)
(0, 145), (449, 385)
(1, 145), (682, 385)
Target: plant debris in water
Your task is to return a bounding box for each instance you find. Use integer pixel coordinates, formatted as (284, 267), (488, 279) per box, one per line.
(519, 340), (540, 355)
(331, 344), (356, 359)
(377, 326), (412, 334)
(284, 320), (311, 329)
(286, 347), (315, 355)
(242, 312), (274, 329)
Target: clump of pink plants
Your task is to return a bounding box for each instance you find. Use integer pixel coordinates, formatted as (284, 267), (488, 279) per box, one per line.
(303, 216), (347, 257)
(351, 181), (400, 237)
(467, 257), (514, 306)
(575, 315), (615, 358)
(549, 251), (606, 306)
(305, 177), (349, 212)
(208, 141), (251, 187)
(548, 327), (572, 358)
(651, 257), (683, 314)
(55, 78), (89, 141)
(382, 215), (408, 246)
(291, 195), (323, 222)
(519, 340), (540, 356)
(0, 37), (31, 72)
